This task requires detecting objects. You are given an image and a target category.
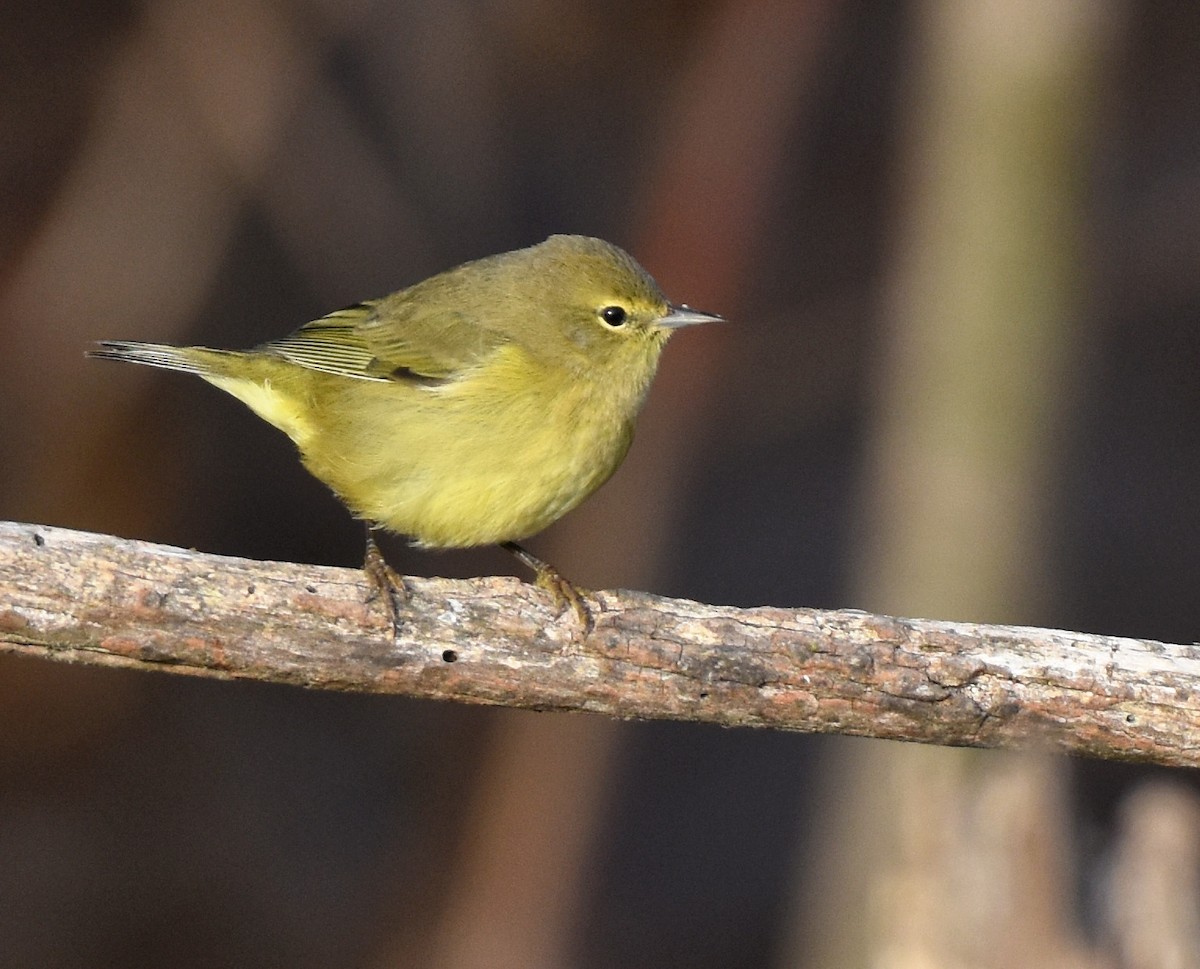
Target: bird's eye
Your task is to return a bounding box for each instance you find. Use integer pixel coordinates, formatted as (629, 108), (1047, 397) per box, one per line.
(600, 305), (627, 328)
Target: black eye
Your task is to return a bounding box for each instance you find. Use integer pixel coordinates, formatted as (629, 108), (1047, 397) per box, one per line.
(600, 305), (627, 328)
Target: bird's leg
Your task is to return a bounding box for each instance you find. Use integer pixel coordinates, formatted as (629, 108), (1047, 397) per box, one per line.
(500, 540), (592, 631)
(363, 524), (405, 636)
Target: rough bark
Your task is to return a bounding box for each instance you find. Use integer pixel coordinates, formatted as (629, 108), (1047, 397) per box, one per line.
(1, 520), (1196, 767)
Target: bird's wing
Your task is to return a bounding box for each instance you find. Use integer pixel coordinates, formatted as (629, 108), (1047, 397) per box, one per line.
(356, 291), (509, 381)
(262, 300), (504, 384)
(261, 303), (386, 381)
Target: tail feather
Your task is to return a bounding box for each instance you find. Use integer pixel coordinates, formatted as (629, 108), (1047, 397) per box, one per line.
(90, 340), (313, 445)
(88, 341), (227, 376)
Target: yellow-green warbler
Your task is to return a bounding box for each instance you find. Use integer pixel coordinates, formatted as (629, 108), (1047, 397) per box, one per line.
(91, 235), (722, 630)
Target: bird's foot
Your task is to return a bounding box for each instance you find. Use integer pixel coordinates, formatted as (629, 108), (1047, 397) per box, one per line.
(501, 541), (593, 633)
(364, 528), (405, 637)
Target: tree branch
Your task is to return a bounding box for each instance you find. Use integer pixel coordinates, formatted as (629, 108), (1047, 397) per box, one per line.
(2, 520), (1196, 767)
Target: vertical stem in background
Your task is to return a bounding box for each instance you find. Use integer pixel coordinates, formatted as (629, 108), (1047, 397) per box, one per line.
(416, 712), (623, 969)
(783, 3), (1113, 968)
(0, 0), (346, 529)
(1106, 783), (1200, 965)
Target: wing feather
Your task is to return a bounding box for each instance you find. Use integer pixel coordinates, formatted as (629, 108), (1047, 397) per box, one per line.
(259, 297), (504, 383)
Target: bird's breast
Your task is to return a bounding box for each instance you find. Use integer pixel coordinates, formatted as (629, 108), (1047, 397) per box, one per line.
(305, 345), (643, 547)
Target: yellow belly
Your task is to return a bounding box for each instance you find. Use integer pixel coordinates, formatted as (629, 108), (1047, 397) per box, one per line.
(283, 349), (635, 547)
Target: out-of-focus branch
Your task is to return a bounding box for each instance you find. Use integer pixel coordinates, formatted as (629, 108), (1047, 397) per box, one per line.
(2, 520), (1196, 768)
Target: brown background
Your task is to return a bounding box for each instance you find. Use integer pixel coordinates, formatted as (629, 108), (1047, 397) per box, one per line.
(2, 2), (1199, 967)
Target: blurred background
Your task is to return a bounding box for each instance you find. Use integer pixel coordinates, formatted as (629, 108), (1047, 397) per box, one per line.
(3, 0), (1200, 966)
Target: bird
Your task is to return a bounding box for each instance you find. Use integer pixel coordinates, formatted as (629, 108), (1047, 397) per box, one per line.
(90, 234), (723, 631)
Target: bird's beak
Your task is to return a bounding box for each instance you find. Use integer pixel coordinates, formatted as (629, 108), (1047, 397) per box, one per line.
(659, 304), (725, 328)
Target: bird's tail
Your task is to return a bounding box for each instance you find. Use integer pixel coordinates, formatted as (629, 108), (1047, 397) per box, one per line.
(87, 341), (237, 377)
(89, 340), (314, 446)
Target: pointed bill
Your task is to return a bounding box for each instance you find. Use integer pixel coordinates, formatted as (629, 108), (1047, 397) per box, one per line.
(659, 304), (725, 328)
